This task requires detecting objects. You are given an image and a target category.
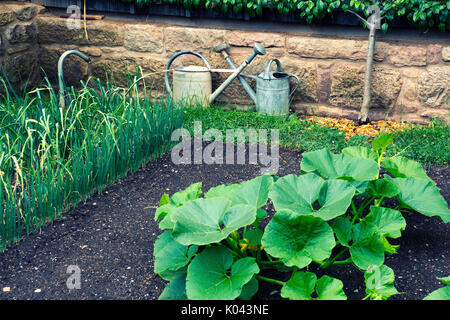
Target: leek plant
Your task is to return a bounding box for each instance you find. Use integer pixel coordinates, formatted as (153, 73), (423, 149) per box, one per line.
(0, 70), (183, 251)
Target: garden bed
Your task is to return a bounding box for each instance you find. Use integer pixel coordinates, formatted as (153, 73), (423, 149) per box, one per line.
(0, 140), (448, 300)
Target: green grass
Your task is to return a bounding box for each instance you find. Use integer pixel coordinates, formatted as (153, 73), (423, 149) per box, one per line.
(182, 106), (450, 166)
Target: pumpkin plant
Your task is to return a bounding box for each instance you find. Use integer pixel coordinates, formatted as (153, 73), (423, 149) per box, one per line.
(153, 133), (449, 300)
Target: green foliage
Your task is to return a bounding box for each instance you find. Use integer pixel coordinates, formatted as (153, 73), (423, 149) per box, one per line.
(120, 0), (449, 32)
(153, 133), (450, 300)
(183, 107), (450, 166)
(0, 70), (183, 251)
(423, 276), (450, 300)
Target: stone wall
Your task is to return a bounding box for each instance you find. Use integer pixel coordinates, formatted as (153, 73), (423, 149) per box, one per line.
(1, 1), (449, 123)
(0, 2), (44, 92)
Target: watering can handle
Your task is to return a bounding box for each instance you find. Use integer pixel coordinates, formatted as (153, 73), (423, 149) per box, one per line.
(262, 59), (283, 79)
(164, 51), (211, 96)
(288, 74), (300, 99)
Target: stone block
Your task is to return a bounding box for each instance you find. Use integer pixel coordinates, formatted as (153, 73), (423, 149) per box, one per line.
(37, 16), (124, 46)
(164, 26), (226, 56)
(287, 36), (367, 60)
(418, 66), (450, 107)
(227, 31), (285, 48)
(124, 24), (164, 54)
(387, 45), (427, 67)
(329, 64), (402, 110)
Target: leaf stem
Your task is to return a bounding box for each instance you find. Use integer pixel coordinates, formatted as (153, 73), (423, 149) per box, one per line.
(256, 275), (285, 287)
(331, 258), (352, 266)
(259, 260), (283, 266)
(352, 196), (374, 224)
(321, 248), (349, 269)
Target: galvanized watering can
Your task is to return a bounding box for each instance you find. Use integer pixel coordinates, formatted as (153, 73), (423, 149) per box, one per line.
(214, 44), (300, 116)
(164, 43), (266, 105)
(253, 59), (300, 116)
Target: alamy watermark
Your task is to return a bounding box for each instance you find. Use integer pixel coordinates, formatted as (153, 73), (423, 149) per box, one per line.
(171, 121), (280, 174)
(66, 265), (81, 290)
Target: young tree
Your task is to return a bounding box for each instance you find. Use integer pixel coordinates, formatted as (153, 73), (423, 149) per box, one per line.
(348, 1), (383, 124)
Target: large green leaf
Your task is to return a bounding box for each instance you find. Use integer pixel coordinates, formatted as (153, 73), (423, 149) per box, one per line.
(186, 246), (259, 300)
(172, 197), (256, 246)
(262, 211), (336, 268)
(153, 230), (197, 274)
(300, 148), (379, 181)
(389, 177), (450, 223)
(315, 275), (347, 300)
(205, 183), (239, 199)
(206, 175), (273, 208)
(342, 146), (378, 161)
(155, 182), (203, 229)
(364, 265), (399, 300)
(332, 217), (352, 247)
(367, 178), (399, 198)
(159, 268), (188, 300)
(382, 156), (430, 180)
(239, 276), (259, 300)
(171, 182), (203, 204)
(364, 206), (406, 239)
(424, 276), (450, 300)
(349, 222), (385, 270)
(269, 173), (355, 221)
(281, 271), (346, 300)
(371, 133), (393, 154)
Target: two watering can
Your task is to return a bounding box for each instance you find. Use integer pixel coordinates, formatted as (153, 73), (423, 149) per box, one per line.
(164, 42), (300, 116)
(164, 43), (266, 105)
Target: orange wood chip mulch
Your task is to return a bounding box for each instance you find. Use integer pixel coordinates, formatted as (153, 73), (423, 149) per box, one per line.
(305, 116), (415, 139)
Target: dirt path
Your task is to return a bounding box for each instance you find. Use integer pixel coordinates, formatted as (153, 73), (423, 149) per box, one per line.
(0, 143), (448, 300)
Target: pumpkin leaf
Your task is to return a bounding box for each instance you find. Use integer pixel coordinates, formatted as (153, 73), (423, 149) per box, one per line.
(371, 133), (393, 154)
(172, 197), (256, 246)
(367, 178), (399, 198)
(159, 268), (187, 300)
(300, 148), (379, 181)
(382, 156), (431, 180)
(363, 206), (406, 239)
(238, 276), (259, 300)
(389, 177), (450, 223)
(155, 182), (203, 229)
(186, 246), (259, 300)
(206, 175), (273, 208)
(153, 230), (197, 274)
(281, 271), (346, 300)
(262, 211), (336, 269)
(342, 146), (378, 161)
(364, 265), (399, 300)
(349, 222), (385, 270)
(269, 173), (355, 221)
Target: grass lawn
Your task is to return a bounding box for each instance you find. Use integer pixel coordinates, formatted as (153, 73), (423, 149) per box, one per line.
(182, 106), (450, 166)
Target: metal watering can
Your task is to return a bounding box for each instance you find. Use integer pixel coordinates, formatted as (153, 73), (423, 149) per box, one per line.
(253, 59), (300, 116)
(214, 43), (299, 116)
(164, 43), (266, 105)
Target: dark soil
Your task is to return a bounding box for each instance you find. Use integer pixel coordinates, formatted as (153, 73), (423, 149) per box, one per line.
(0, 141), (448, 300)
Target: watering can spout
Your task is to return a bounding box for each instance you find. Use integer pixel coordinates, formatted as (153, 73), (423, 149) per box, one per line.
(58, 50), (92, 109)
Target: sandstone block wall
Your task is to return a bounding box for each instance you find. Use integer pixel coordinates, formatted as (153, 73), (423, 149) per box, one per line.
(1, 2), (449, 123)
(0, 2), (43, 91)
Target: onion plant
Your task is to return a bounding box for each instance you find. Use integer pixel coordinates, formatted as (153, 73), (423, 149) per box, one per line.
(0, 69), (183, 251)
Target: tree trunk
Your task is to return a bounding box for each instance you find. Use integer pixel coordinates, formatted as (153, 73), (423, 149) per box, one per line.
(358, 24), (376, 124)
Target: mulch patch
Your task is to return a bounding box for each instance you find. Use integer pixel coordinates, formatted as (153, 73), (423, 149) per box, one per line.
(0, 141), (448, 300)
